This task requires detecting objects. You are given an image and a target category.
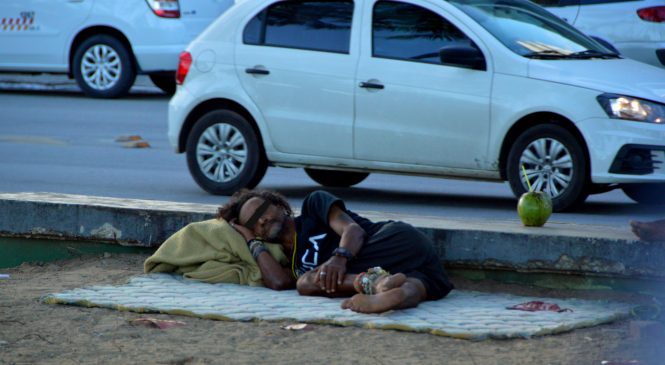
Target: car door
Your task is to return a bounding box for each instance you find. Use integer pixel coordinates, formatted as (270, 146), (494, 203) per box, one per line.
(354, 0), (492, 169)
(234, 0), (358, 158)
(0, 0), (93, 70)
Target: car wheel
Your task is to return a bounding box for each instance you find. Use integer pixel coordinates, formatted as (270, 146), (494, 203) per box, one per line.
(506, 123), (589, 212)
(186, 110), (267, 195)
(305, 168), (369, 187)
(73, 35), (136, 98)
(149, 73), (176, 95)
(621, 183), (665, 205)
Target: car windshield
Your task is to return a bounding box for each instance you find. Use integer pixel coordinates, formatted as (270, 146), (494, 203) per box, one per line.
(449, 0), (619, 59)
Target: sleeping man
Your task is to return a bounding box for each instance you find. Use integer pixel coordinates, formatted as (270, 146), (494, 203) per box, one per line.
(217, 189), (454, 314)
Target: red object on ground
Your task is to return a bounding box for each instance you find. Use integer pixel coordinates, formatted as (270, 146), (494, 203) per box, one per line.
(507, 301), (573, 313)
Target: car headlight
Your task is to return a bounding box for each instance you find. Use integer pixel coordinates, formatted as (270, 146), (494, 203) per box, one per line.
(597, 93), (665, 124)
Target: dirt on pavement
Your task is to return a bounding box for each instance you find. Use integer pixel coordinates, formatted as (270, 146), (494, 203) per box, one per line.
(1, 253), (663, 365)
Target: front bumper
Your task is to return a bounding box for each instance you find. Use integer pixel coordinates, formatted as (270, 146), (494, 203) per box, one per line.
(576, 117), (665, 184)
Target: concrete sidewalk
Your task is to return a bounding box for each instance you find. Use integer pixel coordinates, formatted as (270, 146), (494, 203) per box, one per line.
(1, 192), (662, 282)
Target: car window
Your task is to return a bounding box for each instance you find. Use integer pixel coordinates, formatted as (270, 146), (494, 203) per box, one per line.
(529, 0), (579, 7)
(578, 0), (631, 4)
(451, 0), (614, 57)
(372, 1), (479, 66)
(243, 0), (353, 54)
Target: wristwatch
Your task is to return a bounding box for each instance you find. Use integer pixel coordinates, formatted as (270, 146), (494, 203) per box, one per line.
(332, 247), (354, 260)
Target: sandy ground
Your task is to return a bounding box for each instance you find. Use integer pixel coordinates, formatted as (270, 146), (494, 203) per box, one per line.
(1, 253), (663, 365)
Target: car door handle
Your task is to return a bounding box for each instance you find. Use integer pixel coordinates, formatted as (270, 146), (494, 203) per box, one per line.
(359, 81), (384, 90)
(245, 67), (270, 75)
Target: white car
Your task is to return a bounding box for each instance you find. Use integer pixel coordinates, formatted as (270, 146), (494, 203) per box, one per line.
(0, 0), (234, 97)
(536, 0), (665, 69)
(168, 0), (665, 211)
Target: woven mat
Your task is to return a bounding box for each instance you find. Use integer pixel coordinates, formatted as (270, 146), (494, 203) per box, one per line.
(43, 274), (631, 340)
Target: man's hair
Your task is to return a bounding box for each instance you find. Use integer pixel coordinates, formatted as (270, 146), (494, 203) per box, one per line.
(216, 189), (293, 222)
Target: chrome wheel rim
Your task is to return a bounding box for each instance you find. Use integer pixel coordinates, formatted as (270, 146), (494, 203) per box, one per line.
(519, 138), (573, 199)
(81, 44), (121, 90)
(196, 123), (247, 183)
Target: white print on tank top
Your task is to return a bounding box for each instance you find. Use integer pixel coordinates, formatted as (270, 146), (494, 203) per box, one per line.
(301, 233), (326, 271)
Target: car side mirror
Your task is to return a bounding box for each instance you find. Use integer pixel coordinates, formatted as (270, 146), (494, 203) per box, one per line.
(439, 45), (486, 71)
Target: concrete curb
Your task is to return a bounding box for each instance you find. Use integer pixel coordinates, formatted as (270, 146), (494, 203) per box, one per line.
(1, 192), (663, 280)
(0, 73), (162, 94)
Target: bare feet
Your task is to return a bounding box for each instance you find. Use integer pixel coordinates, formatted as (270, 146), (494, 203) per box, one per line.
(341, 288), (406, 313)
(630, 220), (665, 242)
(374, 273), (407, 293)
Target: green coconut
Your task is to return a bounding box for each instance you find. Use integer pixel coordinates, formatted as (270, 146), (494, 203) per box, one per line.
(518, 191), (552, 227)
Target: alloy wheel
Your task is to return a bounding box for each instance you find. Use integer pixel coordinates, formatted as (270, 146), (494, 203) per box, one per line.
(81, 44), (122, 91)
(519, 137), (573, 199)
(196, 123), (247, 183)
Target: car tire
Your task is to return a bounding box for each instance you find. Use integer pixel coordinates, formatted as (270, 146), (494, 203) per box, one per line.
(506, 123), (589, 212)
(621, 183), (665, 205)
(149, 73), (176, 95)
(186, 110), (267, 195)
(305, 168), (369, 187)
(72, 35), (136, 98)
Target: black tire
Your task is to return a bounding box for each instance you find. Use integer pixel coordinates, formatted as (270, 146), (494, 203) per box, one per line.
(186, 110), (267, 195)
(506, 123), (589, 212)
(72, 35), (136, 98)
(149, 73), (176, 95)
(622, 183), (665, 205)
(305, 168), (369, 187)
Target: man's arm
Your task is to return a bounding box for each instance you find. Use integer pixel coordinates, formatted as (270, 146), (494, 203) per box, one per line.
(314, 205), (367, 293)
(254, 250), (296, 290)
(328, 205), (366, 257)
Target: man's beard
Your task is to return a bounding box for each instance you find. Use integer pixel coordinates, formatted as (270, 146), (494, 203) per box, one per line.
(265, 218), (286, 242)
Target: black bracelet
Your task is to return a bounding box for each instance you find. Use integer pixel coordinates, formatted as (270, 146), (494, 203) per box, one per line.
(252, 246), (268, 260)
(248, 239), (267, 259)
(332, 247), (354, 260)
(248, 238), (263, 250)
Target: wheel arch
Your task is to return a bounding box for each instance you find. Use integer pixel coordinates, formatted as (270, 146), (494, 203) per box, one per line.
(178, 98), (267, 160)
(68, 26), (138, 77)
(498, 112), (591, 181)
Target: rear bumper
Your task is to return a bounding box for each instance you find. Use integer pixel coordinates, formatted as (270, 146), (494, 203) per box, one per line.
(167, 85), (196, 152)
(134, 44), (186, 73)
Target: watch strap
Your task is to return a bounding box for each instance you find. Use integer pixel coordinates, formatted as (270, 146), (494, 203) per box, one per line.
(332, 247), (354, 260)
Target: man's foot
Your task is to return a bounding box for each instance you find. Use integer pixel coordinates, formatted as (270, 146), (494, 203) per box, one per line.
(374, 273), (407, 293)
(630, 220), (665, 242)
(341, 287), (406, 314)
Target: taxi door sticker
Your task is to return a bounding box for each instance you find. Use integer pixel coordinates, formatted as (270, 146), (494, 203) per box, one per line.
(1, 11), (36, 32)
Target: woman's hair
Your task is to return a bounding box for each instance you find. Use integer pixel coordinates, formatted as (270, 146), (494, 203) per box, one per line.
(216, 189), (293, 222)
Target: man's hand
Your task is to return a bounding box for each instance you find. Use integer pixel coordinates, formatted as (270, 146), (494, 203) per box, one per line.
(314, 256), (347, 293)
(229, 219), (255, 241)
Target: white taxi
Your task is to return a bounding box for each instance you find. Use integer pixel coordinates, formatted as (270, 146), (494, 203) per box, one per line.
(0, 0), (234, 97)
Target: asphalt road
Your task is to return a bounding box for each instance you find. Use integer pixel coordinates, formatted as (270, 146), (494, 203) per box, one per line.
(0, 78), (662, 228)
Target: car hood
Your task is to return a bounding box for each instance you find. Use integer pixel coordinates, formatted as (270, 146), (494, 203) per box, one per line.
(527, 58), (665, 103)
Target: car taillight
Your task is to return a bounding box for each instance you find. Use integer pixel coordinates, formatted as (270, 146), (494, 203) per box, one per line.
(176, 51), (192, 85)
(637, 6), (665, 22)
(145, 0), (181, 18)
